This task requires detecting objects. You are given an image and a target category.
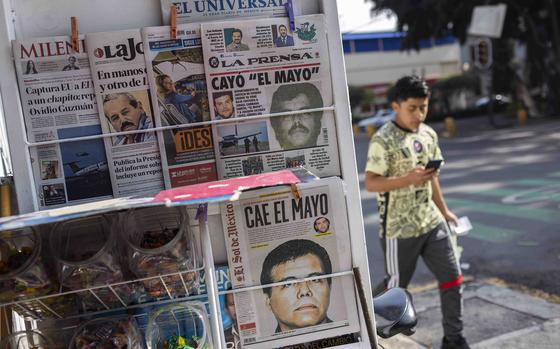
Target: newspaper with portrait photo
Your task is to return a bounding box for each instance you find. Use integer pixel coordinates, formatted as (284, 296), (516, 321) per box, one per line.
(221, 177), (360, 348)
(201, 15), (341, 179)
(142, 23), (218, 188)
(86, 29), (165, 197)
(160, 0), (302, 25)
(12, 35), (113, 210)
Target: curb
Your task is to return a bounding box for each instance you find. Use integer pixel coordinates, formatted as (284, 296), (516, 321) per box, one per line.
(386, 279), (560, 349)
(472, 318), (560, 349)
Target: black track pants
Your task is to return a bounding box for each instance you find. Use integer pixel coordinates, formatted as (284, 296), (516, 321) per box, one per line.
(373, 222), (464, 339)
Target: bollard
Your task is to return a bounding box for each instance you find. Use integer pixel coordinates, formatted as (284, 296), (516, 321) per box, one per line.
(443, 117), (456, 138)
(366, 124), (376, 138)
(517, 108), (527, 126)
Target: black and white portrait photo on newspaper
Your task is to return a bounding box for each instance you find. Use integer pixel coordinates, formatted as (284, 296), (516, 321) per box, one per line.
(269, 82), (324, 150)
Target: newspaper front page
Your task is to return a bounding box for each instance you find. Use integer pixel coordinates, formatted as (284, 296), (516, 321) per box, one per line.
(86, 29), (165, 197)
(221, 178), (359, 348)
(142, 24), (217, 188)
(202, 15), (341, 179)
(160, 0), (300, 24)
(12, 36), (113, 210)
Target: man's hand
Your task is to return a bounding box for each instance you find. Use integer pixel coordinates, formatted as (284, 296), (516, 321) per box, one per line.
(442, 209), (459, 226)
(406, 167), (437, 186)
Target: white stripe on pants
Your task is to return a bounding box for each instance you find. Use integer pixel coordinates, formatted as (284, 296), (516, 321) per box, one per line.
(386, 238), (399, 288)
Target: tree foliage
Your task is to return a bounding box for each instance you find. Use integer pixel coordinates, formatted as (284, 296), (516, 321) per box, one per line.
(370, 0), (560, 113)
(371, 0), (558, 49)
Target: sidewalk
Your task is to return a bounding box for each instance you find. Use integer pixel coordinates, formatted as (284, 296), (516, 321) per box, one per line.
(428, 113), (559, 138)
(377, 279), (560, 349)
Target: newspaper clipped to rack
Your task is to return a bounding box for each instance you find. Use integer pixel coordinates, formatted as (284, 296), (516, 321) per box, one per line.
(142, 24), (217, 188)
(12, 36), (113, 209)
(86, 29), (165, 197)
(201, 15), (341, 178)
(160, 0), (301, 24)
(221, 177), (359, 348)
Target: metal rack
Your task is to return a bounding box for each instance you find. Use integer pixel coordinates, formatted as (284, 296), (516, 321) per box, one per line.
(0, 1), (377, 348)
(3, 267), (205, 320)
(0, 207), (359, 349)
(0, 207), (224, 348)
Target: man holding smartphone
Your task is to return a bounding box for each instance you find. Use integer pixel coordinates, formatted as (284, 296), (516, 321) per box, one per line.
(364, 75), (469, 349)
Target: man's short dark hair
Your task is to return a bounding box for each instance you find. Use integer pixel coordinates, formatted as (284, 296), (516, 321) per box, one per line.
(232, 28), (243, 37)
(389, 75), (430, 103)
(213, 91), (233, 104)
(270, 83), (323, 114)
(279, 24), (287, 31)
(102, 92), (139, 109)
(260, 239), (332, 296)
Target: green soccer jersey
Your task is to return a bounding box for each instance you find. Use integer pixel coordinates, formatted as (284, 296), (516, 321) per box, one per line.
(365, 121), (444, 239)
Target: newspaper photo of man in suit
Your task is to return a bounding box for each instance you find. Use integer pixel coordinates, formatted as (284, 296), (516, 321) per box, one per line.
(274, 24), (294, 47)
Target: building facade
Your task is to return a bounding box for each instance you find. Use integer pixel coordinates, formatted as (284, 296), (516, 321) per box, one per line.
(342, 32), (462, 107)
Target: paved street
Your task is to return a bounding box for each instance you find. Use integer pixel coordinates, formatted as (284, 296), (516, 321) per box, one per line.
(355, 115), (560, 296)
(377, 279), (560, 348)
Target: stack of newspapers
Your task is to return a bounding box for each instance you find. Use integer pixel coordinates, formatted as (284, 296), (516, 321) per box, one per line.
(13, 3), (340, 211)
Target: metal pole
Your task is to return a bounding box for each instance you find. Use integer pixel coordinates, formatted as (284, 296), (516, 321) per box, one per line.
(198, 205), (226, 348)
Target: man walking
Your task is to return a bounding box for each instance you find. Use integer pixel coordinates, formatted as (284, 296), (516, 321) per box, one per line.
(365, 75), (469, 349)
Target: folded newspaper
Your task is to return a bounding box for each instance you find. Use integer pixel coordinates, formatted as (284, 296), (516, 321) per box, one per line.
(142, 24), (217, 188)
(221, 177), (359, 348)
(201, 15), (341, 179)
(86, 29), (165, 197)
(12, 36), (113, 209)
(160, 0), (301, 24)
(451, 216), (472, 236)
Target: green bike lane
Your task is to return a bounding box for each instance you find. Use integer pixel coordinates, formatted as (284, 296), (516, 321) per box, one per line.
(445, 176), (560, 243)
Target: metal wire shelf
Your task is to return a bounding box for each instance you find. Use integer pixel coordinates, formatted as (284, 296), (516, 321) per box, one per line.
(1, 265), (206, 321)
(3, 300), (214, 349)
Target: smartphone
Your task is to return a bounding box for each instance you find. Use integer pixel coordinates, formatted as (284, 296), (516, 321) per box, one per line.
(425, 159), (443, 171)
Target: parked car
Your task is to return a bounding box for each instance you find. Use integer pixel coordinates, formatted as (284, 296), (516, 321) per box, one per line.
(357, 109), (396, 130)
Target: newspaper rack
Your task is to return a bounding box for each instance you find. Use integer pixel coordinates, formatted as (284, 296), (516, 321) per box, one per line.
(1, 170), (360, 348)
(0, 0), (376, 348)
